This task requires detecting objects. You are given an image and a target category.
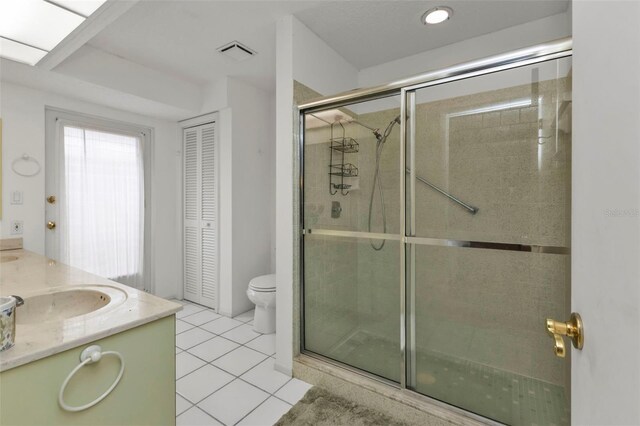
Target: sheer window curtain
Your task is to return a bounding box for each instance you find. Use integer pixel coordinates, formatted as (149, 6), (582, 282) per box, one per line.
(60, 126), (145, 289)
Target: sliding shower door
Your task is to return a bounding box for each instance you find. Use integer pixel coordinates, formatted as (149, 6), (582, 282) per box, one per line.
(405, 57), (572, 425)
(300, 43), (573, 426)
(302, 95), (403, 383)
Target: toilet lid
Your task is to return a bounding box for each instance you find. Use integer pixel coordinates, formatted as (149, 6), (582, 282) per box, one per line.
(249, 274), (276, 291)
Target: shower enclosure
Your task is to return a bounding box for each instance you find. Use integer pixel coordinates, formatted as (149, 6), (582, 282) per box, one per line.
(299, 38), (573, 425)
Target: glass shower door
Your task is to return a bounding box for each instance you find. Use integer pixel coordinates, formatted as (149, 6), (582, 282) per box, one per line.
(405, 57), (572, 425)
(302, 95), (403, 383)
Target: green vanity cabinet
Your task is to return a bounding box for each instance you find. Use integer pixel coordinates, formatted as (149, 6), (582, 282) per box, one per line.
(0, 315), (176, 426)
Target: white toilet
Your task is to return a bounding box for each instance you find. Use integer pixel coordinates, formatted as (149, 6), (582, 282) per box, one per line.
(246, 274), (276, 334)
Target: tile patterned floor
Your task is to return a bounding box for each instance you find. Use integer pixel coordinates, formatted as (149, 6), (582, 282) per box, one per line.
(173, 300), (312, 426)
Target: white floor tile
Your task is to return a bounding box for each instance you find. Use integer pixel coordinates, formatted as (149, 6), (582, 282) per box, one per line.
(212, 346), (267, 376)
(240, 358), (290, 394)
(182, 310), (222, 326)
(188, 336), (240, 362)
(245, 334), (276, 356)
(176, 328), (216, 350)
(176, 352), (206, 379)
(237, 396), (292, 426)
(176, 319), (196, 334)
(198, 379), (269, 426)
(176, 393), (192, 416)
(200, 317), (244, 335)
(177, 406), (222, 426)
(177, 364), (235, 404)
(221, 324), (261, 344)
(274, 378), (312, 405)
(176, 303), (207, 319)
(233, 309), (255, 323)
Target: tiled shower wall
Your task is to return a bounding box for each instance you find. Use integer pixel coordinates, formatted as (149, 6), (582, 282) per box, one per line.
(300, 73), (571, 387)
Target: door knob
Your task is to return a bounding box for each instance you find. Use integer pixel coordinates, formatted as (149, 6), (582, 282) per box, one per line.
(546, 312), (584, 358)
(47, 221), (56, 230)
(47, 195), (56, 204)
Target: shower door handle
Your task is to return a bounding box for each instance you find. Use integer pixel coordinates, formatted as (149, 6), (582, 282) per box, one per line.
(545, 312), (584, 358)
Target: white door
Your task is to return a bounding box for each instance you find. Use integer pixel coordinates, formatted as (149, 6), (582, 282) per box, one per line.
(183, 122), (219, 310)
(572, 2), (640, 424)
(45, 110), (148, 290)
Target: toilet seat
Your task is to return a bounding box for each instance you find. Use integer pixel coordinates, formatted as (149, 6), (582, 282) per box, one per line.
(246, 274), (277, 334)
(248, 274), (276, 292)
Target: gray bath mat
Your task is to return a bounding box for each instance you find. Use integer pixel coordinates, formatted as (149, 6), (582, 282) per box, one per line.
(275, 386), (408, 426)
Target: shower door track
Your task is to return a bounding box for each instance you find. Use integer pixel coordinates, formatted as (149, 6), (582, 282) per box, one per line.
(298, 36), (573, 423)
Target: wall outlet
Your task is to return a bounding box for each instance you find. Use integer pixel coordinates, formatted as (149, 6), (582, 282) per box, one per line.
(10, 220), (23, 235)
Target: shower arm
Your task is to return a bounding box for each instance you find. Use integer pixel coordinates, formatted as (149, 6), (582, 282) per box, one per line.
(406, 168), (478, 215)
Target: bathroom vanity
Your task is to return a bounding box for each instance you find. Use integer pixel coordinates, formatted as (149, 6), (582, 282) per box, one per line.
(0, 249), (180, 425)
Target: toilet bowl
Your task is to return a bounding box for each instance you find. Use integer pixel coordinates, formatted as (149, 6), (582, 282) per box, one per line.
(246, 274), (276, 334)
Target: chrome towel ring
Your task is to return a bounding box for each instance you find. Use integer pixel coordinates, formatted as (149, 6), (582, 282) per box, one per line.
(58, 345), (125, 412)
(11, 154), (41, 177)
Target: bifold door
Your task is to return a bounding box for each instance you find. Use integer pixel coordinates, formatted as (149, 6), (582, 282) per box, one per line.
(183, 122), (219, 310)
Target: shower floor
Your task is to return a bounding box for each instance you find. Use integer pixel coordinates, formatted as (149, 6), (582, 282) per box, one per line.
(327, 330), (569, 426)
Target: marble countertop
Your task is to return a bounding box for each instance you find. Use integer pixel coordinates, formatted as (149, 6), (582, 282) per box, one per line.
(0, 250), (181, 372)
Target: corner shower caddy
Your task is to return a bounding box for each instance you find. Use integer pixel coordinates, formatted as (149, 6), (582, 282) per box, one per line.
(328, 121), (359, 195)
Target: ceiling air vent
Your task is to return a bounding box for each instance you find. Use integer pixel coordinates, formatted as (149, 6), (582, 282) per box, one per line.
(217, 41), (256, 62)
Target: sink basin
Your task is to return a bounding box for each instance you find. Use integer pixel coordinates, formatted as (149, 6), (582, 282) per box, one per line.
(1, 255), (18, 263)
(16, 286), (127, 325)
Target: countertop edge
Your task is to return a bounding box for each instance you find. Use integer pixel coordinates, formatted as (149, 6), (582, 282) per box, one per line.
(0, 306), (180, 372)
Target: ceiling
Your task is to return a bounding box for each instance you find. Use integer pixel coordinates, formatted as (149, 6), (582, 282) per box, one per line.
(81, 0), (568, 92)
(296, 0), (569, 69)
(88, 1), (324, 90)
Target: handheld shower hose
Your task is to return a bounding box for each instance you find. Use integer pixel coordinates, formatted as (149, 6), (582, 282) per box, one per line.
(368, 116), (400, 251)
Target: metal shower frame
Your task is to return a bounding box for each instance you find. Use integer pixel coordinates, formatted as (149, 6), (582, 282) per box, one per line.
(297, 36), (573, 420)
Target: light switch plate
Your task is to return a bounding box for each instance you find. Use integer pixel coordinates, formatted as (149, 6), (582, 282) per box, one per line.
(11, 191), (23, 205)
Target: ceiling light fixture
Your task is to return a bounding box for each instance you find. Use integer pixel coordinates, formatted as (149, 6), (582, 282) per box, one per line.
(422, 6), (453, 25)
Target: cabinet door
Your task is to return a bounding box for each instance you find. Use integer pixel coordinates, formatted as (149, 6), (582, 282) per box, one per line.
(183, 123), (218, 310)
(0, 316), (175, 426)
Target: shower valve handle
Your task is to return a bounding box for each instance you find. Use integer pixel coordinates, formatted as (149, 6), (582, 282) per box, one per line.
(545, 312), (584, 358)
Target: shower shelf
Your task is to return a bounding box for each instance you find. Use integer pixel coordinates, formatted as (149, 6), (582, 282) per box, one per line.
(329, 163), (359, 177)
(329, 137), (359, 153)
(328, 121), (358, 195)
(332, 183), (352, 190)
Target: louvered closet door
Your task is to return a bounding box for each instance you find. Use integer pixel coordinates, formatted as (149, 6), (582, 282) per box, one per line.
(183, 122), (218, 310)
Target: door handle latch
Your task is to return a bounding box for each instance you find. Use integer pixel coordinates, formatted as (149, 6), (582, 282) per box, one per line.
(47, 221), (56, 230)
(546, 312), (584, 358)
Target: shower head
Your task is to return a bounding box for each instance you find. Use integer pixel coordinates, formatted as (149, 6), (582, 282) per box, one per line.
(372, 115), (402, 144)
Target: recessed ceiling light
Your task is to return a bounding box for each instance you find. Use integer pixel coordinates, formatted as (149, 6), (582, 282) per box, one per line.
(422, 6), (453, 25)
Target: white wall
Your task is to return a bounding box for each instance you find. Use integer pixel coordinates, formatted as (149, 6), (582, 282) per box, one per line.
(191, 77), (276, 317)
(572, 1), (640, 423)
(358, 11), (572, 87)
(55, 45), (202, 112)
(228, 78), (275, 316)
(275, 16), (358, 375)
(291, 17), (359, 95)
(0, 81), (182, 299)
(275, 15), (295, 375)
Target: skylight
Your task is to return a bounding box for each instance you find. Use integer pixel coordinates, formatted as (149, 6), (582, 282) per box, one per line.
(0, 0), (107, 66)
